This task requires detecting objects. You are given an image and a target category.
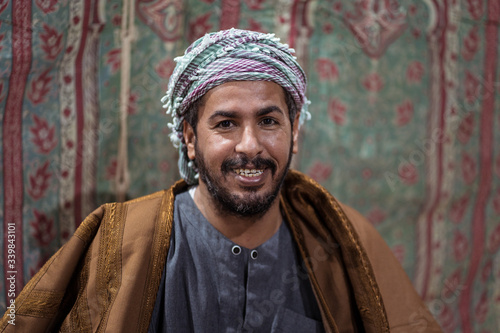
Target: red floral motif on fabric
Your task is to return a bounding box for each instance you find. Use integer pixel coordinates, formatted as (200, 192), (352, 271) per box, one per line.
(481, 260), (492, 282)
(136, 0), (183, 42)
(27, 161), (52, 200)
(0, 0), (7, 14)
(438, 305), (456, 333)
(411, 28), (421, 39)
(322, 23), (334, 34)
(488, 224), (500, 253)
(106, 158), (118, 180)
(449, 195), (469, 223)
(63, 75), (72, 84)
(362, 72), (384, 92)
(333, 2), (342, 12)
(474, 291), (488, 323)
(128, 91), (139, 115)
(307, 161), (332, 182)
(27, 69), (53, 105)
(63, 107), (71, 118)
(105, 48), (121, 74)
(247, 19), (264, 33)
(0, 81), (4, 103)
(362, 168), (372, 179)
(409, 4), (417, 15)
(406, 61), (424, 83)
(391, 244), (405, 264)
(492, 188), (500, 215)
(155, 58), (175, 79)
(442, 269), (462, 301)
(366, 207), (386, 226)
(344, 1), (407, 58)
(30, 209), (56, 247)
(453, 230), (468, 261)
(461, 152), (477, 184)
(112, 14), (122, 26)
(328, 98), (347, 125)
(244, 0), (265, 10)
(462, 26), (479, 61)
(61, 230), (70, 241)
(30, 114), (58, 154)
(220, 0), (241, 30)
(189, 13), (212, 43)
(466, 0), (483, 20)
(395, 99), (413, 126)
(35, 0), (58, 14)
(398, 162), (418, 185)
(316, 58), (339, 81)
(39, 23), (63, 60)
(465, 70), (480, 104)
(457, 112), (475, 144)
(0, 27), (4, 53)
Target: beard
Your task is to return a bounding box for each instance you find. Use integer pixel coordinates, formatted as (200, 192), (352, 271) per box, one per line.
(194, 141), (293, 218)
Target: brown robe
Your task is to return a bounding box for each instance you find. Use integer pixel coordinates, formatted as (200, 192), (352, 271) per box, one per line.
(0, 170), (442, 332)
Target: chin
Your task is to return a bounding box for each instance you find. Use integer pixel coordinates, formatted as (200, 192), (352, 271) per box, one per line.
(225, 190), (279, 217)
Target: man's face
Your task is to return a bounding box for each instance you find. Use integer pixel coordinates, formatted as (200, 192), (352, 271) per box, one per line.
(183, 81), (300, 217)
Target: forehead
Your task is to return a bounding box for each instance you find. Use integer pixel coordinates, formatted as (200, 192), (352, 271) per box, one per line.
(198, 81), (287, 115)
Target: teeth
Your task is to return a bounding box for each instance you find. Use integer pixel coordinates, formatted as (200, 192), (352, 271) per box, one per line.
(233, 168), (264, 177)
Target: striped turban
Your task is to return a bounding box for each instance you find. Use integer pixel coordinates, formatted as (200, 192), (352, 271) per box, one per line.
(161, 28), (310, 185)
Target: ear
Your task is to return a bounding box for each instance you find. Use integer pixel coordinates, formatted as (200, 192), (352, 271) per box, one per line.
(183, 121), (196, 160)
(292, 112), (300, 154)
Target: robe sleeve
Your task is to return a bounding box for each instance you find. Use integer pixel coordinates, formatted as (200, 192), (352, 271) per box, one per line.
(1, 183), (183, 333)
(0, 206), (104, 332)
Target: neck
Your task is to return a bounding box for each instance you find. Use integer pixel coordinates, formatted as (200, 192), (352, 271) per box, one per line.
(193, 183), (282, 249)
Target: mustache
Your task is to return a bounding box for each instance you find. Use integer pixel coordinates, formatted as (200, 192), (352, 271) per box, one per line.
(221, 155), (277, 175)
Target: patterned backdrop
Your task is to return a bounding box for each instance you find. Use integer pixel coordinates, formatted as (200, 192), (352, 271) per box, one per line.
(0, 0), (499, 332)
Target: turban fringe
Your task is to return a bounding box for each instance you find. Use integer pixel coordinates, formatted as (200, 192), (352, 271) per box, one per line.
(161, 28), (310, 184)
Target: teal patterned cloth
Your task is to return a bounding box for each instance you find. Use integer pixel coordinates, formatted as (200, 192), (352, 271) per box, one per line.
(0, 1), (499, 332)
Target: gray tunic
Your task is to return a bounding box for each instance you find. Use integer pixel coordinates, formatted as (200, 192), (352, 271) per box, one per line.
(148, 190), (324, 332)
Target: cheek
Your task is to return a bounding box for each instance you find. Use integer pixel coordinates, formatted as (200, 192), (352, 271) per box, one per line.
(263, 132), (292, 160)
(202, 135), (235, 159)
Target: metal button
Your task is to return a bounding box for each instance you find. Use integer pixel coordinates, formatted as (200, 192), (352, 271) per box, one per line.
(251, 250), (258, 259)
(232, 245), (241, 255)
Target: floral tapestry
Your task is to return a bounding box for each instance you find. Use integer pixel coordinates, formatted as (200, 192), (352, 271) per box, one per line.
(0, 1), (499, 332)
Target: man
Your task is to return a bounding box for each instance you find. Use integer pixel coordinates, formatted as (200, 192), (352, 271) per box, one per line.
(1, 29), (441, 332)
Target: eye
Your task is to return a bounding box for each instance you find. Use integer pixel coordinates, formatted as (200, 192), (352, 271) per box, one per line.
(260, 118), (278, 126)
(216, 120), (233, 128)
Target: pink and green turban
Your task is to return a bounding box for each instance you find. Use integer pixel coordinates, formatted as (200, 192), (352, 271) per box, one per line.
(161, 28), (310, 184)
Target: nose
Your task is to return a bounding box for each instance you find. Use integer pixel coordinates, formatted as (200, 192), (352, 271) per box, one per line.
(235, 125), (263, 158)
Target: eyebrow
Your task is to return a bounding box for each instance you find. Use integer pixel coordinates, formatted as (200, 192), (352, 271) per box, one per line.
(208, 106), (285, 121)
(208, 110), (237, 121)
(256, 106), (285, 117)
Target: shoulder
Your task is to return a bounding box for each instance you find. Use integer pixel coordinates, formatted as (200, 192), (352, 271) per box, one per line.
(337, 202), (383, 245)
(99, 179), (190, 225)
(76, 179), (189, 242)
(71, 190), (169, 244)
(283, 169), (396, 270)
(283, 169), (383, 251)
(283, 170), (441, 331)
(113, 189), (168, 220)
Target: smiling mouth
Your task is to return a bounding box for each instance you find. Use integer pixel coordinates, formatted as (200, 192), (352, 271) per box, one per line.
(233, 168), (264, 177)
